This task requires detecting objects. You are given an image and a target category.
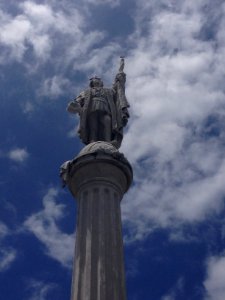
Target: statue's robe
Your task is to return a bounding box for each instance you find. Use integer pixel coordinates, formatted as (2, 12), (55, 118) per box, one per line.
(76, 87), (128, 147)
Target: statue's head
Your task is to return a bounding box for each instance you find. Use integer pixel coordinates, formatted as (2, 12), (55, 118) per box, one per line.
(89, 76), (104, 88)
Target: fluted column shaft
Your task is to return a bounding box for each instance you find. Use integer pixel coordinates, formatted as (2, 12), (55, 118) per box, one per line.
(68, 154), (132, 300)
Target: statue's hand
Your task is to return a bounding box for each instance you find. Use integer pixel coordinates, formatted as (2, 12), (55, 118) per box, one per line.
(122, 107), (129, 126)
(115, 72), (126, 84)
(67, 101), (82, 114)
(122, 117), (128, 126)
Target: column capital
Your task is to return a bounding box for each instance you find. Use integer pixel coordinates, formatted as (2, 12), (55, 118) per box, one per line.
(61, 141), (133, 199)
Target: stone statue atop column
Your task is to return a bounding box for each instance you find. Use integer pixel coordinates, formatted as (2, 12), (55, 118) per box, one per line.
(67, 57), (130, 148)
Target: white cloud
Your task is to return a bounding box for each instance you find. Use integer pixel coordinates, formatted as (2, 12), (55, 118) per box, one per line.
(0, 2), (54, 61)
(0, 249), (17, 272)
(27, 280), (56, 300)
(161, 277), (184, 300)
(0, 1), (105, 66)
(0, 222), (8, 239)
(162, 296), (174, 300)
(24, 188), (74, 268)
(22, 1), (55, 26)
(67, 126), (77, 138)
(0, 221), (17, 272)
(22, 101), (35, 114)
(162, 295), (175, 300)
(72, 42), (122, 82)
(204, 255), (225, 300)
(0, 15), (31, 60)
(8, 148), (29, 163)
(83, 0), (120, 8)
(39, 75), (72, 98)
(120, 0), (225, 241)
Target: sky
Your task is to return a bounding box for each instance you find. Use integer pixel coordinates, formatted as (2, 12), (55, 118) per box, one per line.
(1, 0), (225, 299)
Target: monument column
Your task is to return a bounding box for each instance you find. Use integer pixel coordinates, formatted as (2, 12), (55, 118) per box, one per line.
(61, 57), (132, 299)
(66, 142), (132, 300)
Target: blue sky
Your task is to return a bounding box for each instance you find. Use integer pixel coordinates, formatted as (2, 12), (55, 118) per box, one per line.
(1, 0), (225, 299)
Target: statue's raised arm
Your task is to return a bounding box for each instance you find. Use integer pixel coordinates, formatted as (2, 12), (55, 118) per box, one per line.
(119, 56), (125, 73)
(113, 57), (130, 127)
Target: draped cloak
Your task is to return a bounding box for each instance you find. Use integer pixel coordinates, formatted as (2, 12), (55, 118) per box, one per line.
(76, 86), (129, 147)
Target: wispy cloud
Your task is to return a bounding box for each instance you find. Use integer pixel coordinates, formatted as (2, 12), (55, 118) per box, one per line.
(8, 148), (29, 163)
(0, 222), (8, 238)
(83, 0), (121, 8)
(24, 188), (74, 268)
(22, 101), (35, 114)
(38, 75), (72, 99)
(27, 280), (56, 300)
(0, 222), (17, 272)
(161, 277), (184, 300)
(162, 295), (175, 300)
(204, 255), (225, 300)
(0, 249), (17, 272)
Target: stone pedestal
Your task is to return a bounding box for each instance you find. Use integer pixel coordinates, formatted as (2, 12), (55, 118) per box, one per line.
(64, 142), (132, 300)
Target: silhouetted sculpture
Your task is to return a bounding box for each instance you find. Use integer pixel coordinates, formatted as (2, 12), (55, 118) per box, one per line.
(67, 58), (129, 148)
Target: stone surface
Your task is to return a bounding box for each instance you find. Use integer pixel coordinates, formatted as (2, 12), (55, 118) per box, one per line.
(66, 143), (133, 300)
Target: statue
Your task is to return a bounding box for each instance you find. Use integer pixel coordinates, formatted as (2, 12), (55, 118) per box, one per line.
(67, 57), (130, 148)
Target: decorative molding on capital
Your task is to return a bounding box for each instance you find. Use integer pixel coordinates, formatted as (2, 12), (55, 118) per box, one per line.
(60, 141), (133, 197)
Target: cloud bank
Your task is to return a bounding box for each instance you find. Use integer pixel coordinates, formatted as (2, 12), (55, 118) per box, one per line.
(121, 0), (225, 241)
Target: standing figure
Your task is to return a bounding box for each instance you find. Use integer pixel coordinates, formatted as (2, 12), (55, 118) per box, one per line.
(67, 58), (130, 148)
